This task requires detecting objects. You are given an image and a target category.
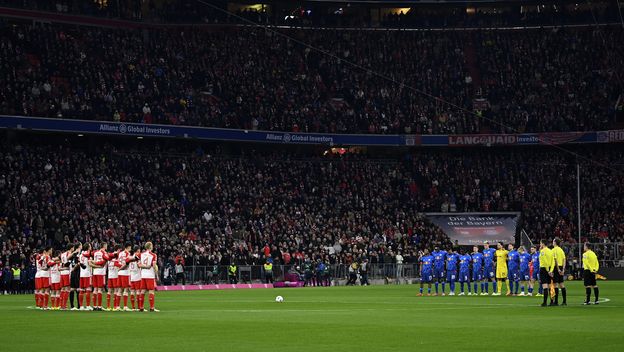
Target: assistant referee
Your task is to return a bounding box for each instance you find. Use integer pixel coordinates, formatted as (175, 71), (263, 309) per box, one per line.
(538, 239), (555, 307)
(551, 238), (567, 306)
(582, 243), (600, 305)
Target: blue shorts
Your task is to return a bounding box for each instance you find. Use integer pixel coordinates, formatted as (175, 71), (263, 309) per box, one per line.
(531, 268), (540, 281)
(446, 271), (457, 282)
(421, 272), (433, 283)
(484, 266), (495, 279)
(472, 269), (483, 281)
(434, 268), (445, 280)
(508, 270), (519, 282)
(459, 271), (470, 283)
(519, 271), (530, 281)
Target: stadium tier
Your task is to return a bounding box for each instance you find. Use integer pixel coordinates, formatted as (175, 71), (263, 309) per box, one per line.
(0, 20), (622, 135)
(1, 133), (623, 282)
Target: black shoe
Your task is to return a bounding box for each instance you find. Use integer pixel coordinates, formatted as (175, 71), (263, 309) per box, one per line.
(139, 309), (144, 312)
(561, 302), (567, 306)
(549, 302), (558, 306)
(540, 303), (548, 307)
(583, 301), (590, 305)
(594, 301), (599, 305)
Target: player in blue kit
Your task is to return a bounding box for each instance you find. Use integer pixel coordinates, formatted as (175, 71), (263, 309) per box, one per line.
(418, 249), (434, 296)
(507, 244), (520, 296)
(482, 242), (497, 294)
(471, 246), (484, 295)
(458, 250), (472, 296)
(432, 246), (447, 295)
(518, 246), (531, 296)
(530, 245), (542, 296)
(446, 250), (459, 296)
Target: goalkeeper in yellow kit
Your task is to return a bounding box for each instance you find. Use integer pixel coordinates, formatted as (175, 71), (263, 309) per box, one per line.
(493, 242), (509, 296)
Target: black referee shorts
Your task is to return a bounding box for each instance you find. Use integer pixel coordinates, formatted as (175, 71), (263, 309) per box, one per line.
(553, 266), (564, 284)
(539, 268), (551, 284)
(583, 270), (597, 287)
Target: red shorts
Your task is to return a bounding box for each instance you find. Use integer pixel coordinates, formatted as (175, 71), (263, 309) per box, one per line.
(140, 278), (156, 290)
(92, 275), (105, 288)
(79, 277), (92, 289)
(50, 282), (62, 291)
(118, 275), (130, 288)
(107, 278), (118, 289)
(35, 277), (50, 290)
(131, 280), (142, 290)
(61, 274), (70, 287)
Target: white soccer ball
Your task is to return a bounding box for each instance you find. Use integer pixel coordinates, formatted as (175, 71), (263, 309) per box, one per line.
(275, 295), (284, 303)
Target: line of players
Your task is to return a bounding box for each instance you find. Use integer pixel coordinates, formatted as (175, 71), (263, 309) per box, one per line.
(33, 241), (160, 312)
(418, 241), (544, 297)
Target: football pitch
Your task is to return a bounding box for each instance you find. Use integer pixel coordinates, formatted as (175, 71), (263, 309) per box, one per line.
(1, 281), (622, 352)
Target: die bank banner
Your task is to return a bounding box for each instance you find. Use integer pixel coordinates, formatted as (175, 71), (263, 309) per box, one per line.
(424, 212), (521, 245)
(1, 115), (623, 147)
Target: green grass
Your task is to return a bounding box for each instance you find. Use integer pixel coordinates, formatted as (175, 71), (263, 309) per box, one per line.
(1, 281), (623, 351)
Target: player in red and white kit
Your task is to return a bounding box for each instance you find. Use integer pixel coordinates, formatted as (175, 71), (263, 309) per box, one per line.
(59, 243), (81, 310)
(128, 245), (142, 311)
(49, 250), (62, 310)
(117, 243), (133, 311)
(138, 242), (159, 312)
(34, 247), (56, 310)
(78, 243), (93, 311)
(91, 243), (112, 311)
(106, 245), (123, 311)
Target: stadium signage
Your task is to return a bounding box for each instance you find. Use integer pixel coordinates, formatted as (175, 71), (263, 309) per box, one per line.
(449, 134), (517, 146)
(597, 130), (624, 143)
(1, 116), (623, 147)
(424, 212), (520, 245)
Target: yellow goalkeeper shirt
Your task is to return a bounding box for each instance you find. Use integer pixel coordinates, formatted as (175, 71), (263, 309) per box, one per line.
(495, 249), (508, 270)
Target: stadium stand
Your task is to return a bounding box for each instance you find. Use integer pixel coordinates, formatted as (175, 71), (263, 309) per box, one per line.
(1, 134), (622, 281)
(0, 21), (622, 134)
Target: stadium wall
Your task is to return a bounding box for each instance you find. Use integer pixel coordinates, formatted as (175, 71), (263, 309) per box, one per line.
(2, 116), (623, 147)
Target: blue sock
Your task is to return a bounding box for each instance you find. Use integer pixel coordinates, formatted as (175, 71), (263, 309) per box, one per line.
(473, 282), (477, 293)
(515, 282), (519, 294)
(529, 287), (533, 294)
(435, 282), (439, 293)
(538, 286), (543, 294)
(480, 282), (484, 293)
(441, 283), (445, 293)
(428, 287), (431, 294)
(509, 281), (514, 293)
(521, 285), (525, 293)
(484, 282), (489, 293)
(420, 287), (423, 294)
(460, 282), (464, 293)
(450, 282), (455, 292)
(493, 281), (497, 292)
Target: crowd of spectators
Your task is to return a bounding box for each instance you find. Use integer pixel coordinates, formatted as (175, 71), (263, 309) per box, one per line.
(0, 22), (622, 135)
(1, 136), (623, 286)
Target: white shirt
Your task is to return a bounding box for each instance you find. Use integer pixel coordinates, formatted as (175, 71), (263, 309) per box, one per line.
(50, 263), (61, 284)
(117, 250), (130, 276)
(60, 251), (71, 275)
(92, 250), (108, 276)
(79, 252), (92, 278)
(107, 260), (119, 279)
(129, 255), (141, 282)
(35, 254), (51, 278)
(140, 251), (157, 279)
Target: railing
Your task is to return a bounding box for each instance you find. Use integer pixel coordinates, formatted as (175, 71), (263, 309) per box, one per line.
(160, 263), (420, 286)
